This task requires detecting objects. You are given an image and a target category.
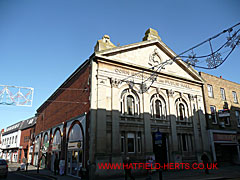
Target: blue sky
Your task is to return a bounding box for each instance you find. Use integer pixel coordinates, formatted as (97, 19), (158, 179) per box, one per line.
(0, 0), (239, 129)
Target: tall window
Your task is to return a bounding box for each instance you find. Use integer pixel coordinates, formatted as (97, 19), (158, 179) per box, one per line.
(236, 111), (240, 127)
(220, 88), (226, 100)
(233, 91), (238, 103)
(176, 98), (189, 122)
(210, 105), (217, 124)
(15, 135), (17, 143)
(127, 95), (134, 115)
(178, 134), (193, 152)
(12, 136), (14, 144)
(179, 104), (185, 121)
(208, 84), (214, 98)
(150, 94), (167, 120)
(127, 133), (135, 153)
(121, 89), (139, 116)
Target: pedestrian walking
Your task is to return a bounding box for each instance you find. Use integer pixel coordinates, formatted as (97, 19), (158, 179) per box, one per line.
(54, 155), (60, 175)
(124, 157), (135, 180)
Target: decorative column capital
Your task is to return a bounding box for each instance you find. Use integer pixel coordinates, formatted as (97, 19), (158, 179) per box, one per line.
(110, 78), (121, 88)
(167, 89), (175, 97)
(188, 94), (195, 101)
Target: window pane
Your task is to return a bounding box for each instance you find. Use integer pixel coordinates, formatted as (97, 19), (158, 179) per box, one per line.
(210, 106), (217, 124)
(179, 104), (185, 121)
(53, 130), (61, 144)
(221, 88), (226, 100)
(128, 138), (134, 153)
(182, 134), (187, 151)
(233, 92), (238, 103)
(155, 100), (161, 118)
(127, 133), (135, 153)
(208, 85), (213, 97)
(127, 95), (134, 115)
(69, 124), (82, 142)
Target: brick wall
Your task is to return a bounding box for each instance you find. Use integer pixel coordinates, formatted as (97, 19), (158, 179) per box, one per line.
(200, 72), (240, 130)
(35, 61), (91, 135)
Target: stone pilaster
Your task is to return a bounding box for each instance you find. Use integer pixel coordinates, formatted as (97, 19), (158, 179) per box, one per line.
(167, 89), (178, 162)
(110, 78), (121, 155)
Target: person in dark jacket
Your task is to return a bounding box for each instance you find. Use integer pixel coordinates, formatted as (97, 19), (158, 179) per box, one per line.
(54, 155), (60, 175)
(201, 152), (209, 174)
(124, 157), (135, 180)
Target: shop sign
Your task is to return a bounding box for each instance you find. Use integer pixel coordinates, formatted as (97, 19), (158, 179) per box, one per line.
(218, 109), (230, 117)
(213, 133), (236, 142)
(52, 144), (61, 151)
(68, 142), (82, 150)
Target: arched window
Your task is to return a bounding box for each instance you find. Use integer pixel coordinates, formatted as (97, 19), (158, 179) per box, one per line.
(150, 94), (166, 119)
(53, 130), (61, 144)
(121, 89), (140, 116)
(69, 124), (83, 142)
(176, 98), (189, 122)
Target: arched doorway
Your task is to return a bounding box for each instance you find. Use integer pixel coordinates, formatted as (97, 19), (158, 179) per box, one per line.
(67, 122), (84, 177)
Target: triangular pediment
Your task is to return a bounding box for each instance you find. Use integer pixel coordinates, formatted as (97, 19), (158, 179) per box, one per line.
(96, 39), (203, 83)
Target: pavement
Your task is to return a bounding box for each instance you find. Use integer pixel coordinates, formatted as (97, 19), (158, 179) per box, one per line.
(7, 162), (240, 180)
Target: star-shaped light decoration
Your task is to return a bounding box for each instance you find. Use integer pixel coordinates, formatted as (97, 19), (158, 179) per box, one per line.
(186, 50), (199, 67)
(206, 52), (223, 68)
(225, 32), (240, 48)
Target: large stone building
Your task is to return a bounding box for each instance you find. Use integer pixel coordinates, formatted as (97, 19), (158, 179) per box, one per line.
(200, 72), (240, 164)
(33, 28), (210, 178)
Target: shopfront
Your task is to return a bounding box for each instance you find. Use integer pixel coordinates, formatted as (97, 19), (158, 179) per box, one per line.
(33, 136), (40, 166)
(66, 116), (85, 178)
(209, 130), (240, 164)
(41, 132), (49, 168)
(51, 129), (62, 171)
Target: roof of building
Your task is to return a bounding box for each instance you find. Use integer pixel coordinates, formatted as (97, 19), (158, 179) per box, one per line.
(20, 117), (36, 130)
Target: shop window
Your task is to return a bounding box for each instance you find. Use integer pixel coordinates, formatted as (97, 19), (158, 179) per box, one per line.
(233, 91), (238, 103)
(120, 89), (140, 116)
(127, 133), (135, 153)
(208, 84), (214, 98)
(53, 130), (61, 144)
(43, 133), (48, 144)
(69, 124), (82, 142)
(220, 88), (226, 100)
(150, 94), (167, 120)
(236, 111), (240, 127)
(210, 105), (218, 124)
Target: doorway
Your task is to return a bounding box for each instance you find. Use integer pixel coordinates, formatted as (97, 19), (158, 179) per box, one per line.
(67, 149), (83, 177)
(152, 133), (168, 165)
